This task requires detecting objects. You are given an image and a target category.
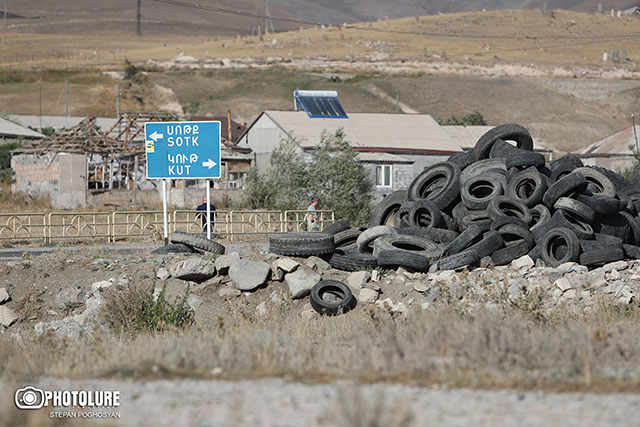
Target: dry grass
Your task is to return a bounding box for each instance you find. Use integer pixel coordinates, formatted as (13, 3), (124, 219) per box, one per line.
(1, 298), (640, 393)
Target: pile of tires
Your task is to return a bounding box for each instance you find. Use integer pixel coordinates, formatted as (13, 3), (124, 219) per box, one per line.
(269, 123), (640, 272)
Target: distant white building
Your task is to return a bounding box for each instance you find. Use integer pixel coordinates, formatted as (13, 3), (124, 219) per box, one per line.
(237, 111), (465, 199)
(0, 117), (44, 145)
(574, 125), (640, 172)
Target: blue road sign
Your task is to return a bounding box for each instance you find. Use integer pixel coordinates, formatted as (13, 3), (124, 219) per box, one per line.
(145, 121), (221, 179)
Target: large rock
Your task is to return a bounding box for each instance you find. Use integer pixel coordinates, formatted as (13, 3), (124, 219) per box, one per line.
(359, 288), (379, 304)
(215, 252), (240, 275)
(55, 286), (86, 311)
(276, 258), (299, 273)
(156, 268), (171, 281)
(218, 287), (241, 298)
(0, 288), (10, 304)
(305, 256), (331, 271)
(0, 306), (18, 328)
(346, 271), (370, 291)
(229, 259), (270, 291)
(169, 258), (216, 282)
(285, 268), (321, 299)
(91, 280), (113, 292)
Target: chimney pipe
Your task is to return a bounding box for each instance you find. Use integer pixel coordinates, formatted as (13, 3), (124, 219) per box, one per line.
(227, 109), (232, 143)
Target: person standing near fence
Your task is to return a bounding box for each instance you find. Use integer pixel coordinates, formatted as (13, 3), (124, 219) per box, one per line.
(306, 197), (320, 231)
(196, 195), (216, 235)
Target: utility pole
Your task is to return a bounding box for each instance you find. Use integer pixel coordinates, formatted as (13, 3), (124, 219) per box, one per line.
(65, 79), (69, 117)
(265, 0), (274, 35)
(115, 84), (121, 118)
(2, 3), (7, 47)
(136, 0), (141, 36)
(38, 79), (42, 130)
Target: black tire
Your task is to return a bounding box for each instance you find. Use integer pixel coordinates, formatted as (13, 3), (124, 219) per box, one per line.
(334, 227), (366, 250)
(377, 250), (431, 272)
(554, 197), (596, 223)
(506, 167), (548, 208)
(407, 162), (461, 210)
(269, 232), (335, 256)
(356, 226), (397, 253)
(542, 172), (588, 208)
(473, 124), (534, 161)
(397, 227), (459, 243)
(579, 235), (623, 252)
(495, 224), (533, 249)
(541, 227), (580, 267)
(329, 248), (378, 271)
(310, 280), (356, 316)
(443, 224), (483, 257)
(452, 201), (470, 229)
(550, 163), (577, 184)
(528, 244), (543, 262)
(441, 211), (457, 231)
(372, 234), (440, 257)
(405, 200), (444, 229)
(151, 243), (196, 254)
(322, 220), (351, 235)
(369, 190), (407, 227)
(593, 166), (630, 193)
(447, 150), (475, 171)
(489, 138), (522, 159)
(460, 159), (507, 186)
(491, 239), (530, 266)
(551, 210), (594, 240)
(467, 231), (505, 259)
(505, 152), (546, 170)
(550, 155), (583, 171)
(620, 211), (640, 246)
(593, 213), (631, 241)
(576, 194), (622, 215)
(394, 202), (415, 229)
(171, 231), (226, 254)
(487, 196), (532, 225)
(490, 215), (528, 231)
(579, 248), (625, 267)
(460, 210), (493, 232)
(461, 175), (504, 210)
(574, 167), (616, 198)
(623, 244), (640, 259)
(530, 204), (551, 233)
(437, 249), (479, 271)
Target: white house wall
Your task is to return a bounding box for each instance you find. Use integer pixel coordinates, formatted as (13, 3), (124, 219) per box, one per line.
(239, 114), (298, 173)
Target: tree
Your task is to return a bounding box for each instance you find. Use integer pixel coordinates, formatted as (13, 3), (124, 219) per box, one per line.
(437, 110), (487, 126)
(242, 129), (373, 225)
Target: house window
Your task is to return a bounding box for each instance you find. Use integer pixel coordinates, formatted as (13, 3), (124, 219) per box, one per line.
(376, 164), (392, 188)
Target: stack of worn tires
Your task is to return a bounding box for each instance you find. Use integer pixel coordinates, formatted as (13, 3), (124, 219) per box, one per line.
(270, 123), (640, 272)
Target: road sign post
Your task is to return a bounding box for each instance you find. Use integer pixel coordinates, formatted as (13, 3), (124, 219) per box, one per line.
(145, 121), (221, 243)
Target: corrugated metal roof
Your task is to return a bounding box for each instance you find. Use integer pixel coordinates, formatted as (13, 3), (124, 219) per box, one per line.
(578, 126), (640, 156)
(262, 111), (464, 153)
(0, 117), (44, 138)
(9, 115), (117, 131)
(355, 152), (414, 164)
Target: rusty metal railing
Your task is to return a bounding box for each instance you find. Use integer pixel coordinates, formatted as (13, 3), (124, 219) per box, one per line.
(0, 209), (336, 244)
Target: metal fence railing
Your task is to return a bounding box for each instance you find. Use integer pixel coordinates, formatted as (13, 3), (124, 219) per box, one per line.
(0, 209), (336, 243)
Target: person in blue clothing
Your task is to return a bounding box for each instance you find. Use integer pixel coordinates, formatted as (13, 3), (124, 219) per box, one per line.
(196, 195), (216, 235)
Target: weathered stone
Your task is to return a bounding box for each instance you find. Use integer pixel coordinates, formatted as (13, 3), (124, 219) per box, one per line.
(55, 286), (86, 311)
(229, 259), (270, 291)
(73, 294), (103, 323)
(305, 256), (331, 270)
(276, 258), (299, 273)
(187, 295), (203, 310)
(507, 282), (522, 298)
(375, 298), (407, 315)
(564, 289), (577, 299)
(396, 267), (408, 276)
(156, 268), (171, 281)
(359, 288), (379, 304)
(607, 269), (621, 280)
(256, 302), (268, 317)
(285, 268), (321, 299)
(270, 262), (285, 282)
(0, 288), (10, 304)
(479, 256), (492, 269)
(554, 277), (573, 292)
(413, 282), (429, 293)
(301, 302), (317, 319)
(371, 270), (380, 282)
(91, 280), (113, 292)
(512, 255), (534, 271)
(603, 260), (628, 273)
(202, 275), (228, 288)
(170, 258), (216, 282)
(34, 317), (91, 339)
(0, 306), (18, 328)
(215, 252), (240, 274)
(218, 287), (241, 298)
(346, 271), (370, 291)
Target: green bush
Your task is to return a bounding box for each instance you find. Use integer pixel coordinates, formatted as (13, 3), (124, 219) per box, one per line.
(242, 129), (373, 225)
(0, 142), (20, 183)
(103, 282), (195, 335)
(437, 110), (487, 126)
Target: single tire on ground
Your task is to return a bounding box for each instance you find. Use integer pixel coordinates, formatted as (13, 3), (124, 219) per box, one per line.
(171, 231), (226, 254)
(269, 232), (334, 256)
(377, 250), (431, 272)
(151, 243), (196, 254)
(310, 280), (356, 316)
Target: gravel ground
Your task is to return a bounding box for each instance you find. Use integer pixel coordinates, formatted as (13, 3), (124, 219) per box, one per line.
(2, 378), (640, 427)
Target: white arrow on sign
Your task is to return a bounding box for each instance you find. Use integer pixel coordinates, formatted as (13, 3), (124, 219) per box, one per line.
(149, 131), (163, 142)
(202, 159), (217, 169)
